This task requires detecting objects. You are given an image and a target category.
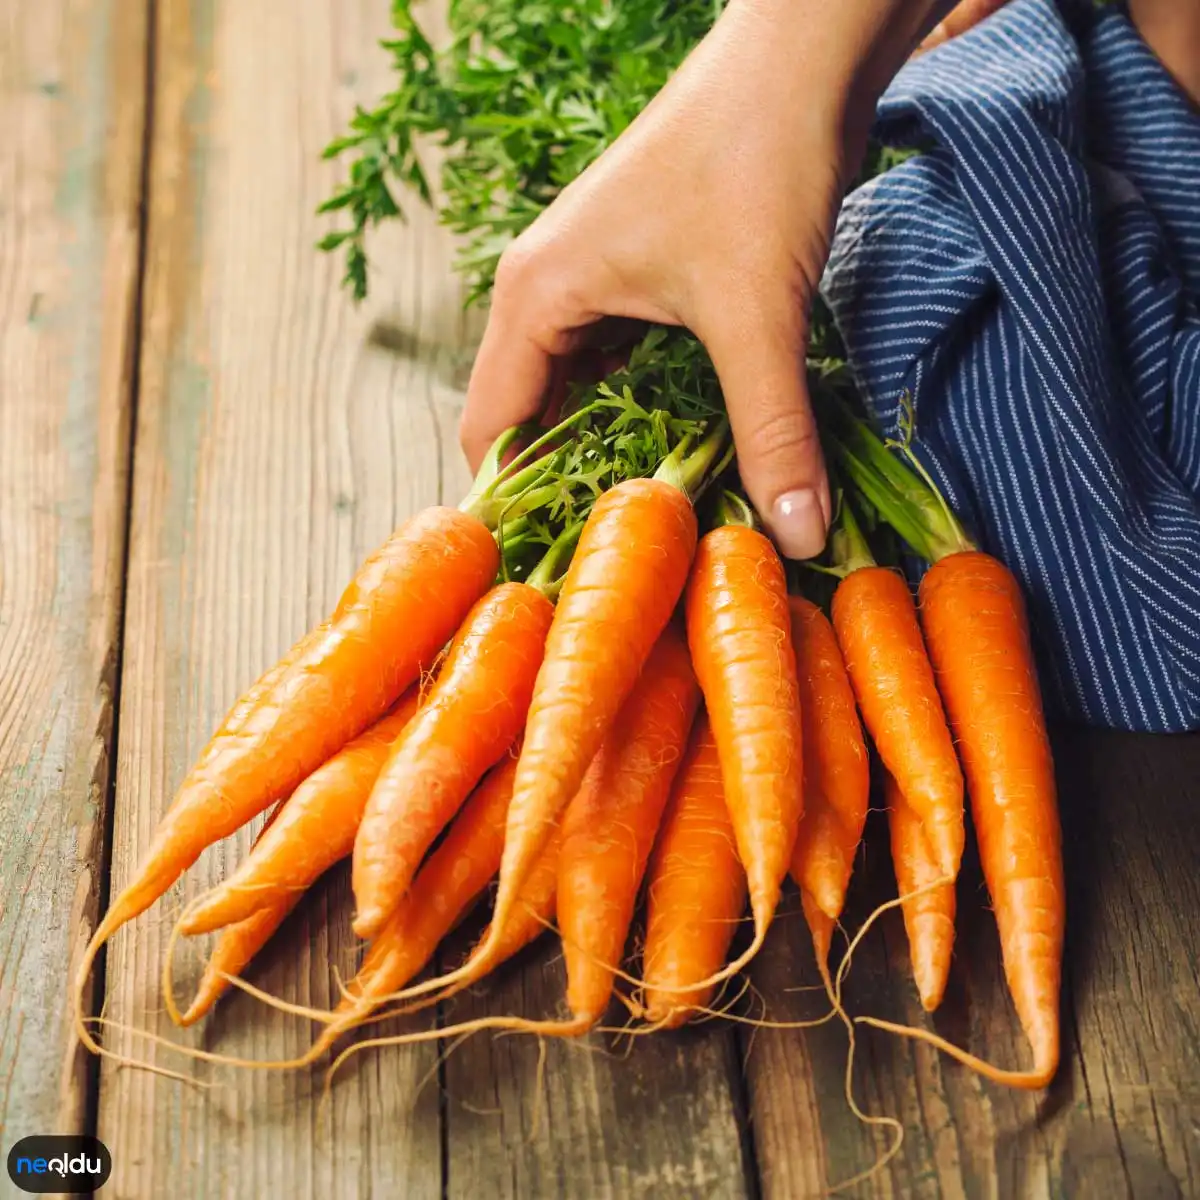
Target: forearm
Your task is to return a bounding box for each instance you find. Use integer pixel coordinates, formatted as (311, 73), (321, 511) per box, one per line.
(1130, 0), (1200, 105)
(727, 0), (957, 161)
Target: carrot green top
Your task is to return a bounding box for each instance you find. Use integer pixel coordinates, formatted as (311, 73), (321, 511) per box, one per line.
(826, 399), (976, 566)
(460, 371), (733, 598)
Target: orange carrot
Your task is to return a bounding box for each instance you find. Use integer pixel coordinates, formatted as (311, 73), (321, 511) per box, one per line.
(457, 823), (564, 997)
(910, 551), (1063, 1082)
(172, 792), (293, 1024)
(787, 596), (870, 928)
(179, 689), (423, 937)
(642, 713), (748, 1028)
(308, 754), (521, 1057)
(831, 565), (964, 880)
(75, 506), (497, 1055)
(833, 413), (1063, 1086)
(557, 623), (700, 1025)
(322, 818), (565, 1061)
(181, 902), (295, 1027)
(685, 523), (803, 972)
(885, 770), (956, 1013)
(351, 582), (554, 938)
(319, 827), (572, 1078)
(422, 478), (697, 993)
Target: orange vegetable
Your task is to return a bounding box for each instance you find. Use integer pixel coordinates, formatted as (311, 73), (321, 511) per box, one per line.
(180, 691), (423, 938)
(557, 623), (700, 1025)
(885, 770), (956, 1013)
(456, 478), (697, 983)
(685, 524), (803, 968)
(787, 595), (870, 928)
(351, 583), (554, 938)
(310, 753), (521, 1057)
(642, 713), (748, 1027)
(831, 565), (964, 879)
(916, 551), (1062, 1083)
(830, 413), (1062, 1086)
(75, 507), (497, 1054)
(181, 902), (294, 1027)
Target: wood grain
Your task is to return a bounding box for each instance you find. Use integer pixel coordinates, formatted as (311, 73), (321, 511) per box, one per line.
(9, 0), (1197, 1193)
(93, 1), (472, 1194)
(0, 0), (145, 1142)
(441, 917), (754, 1200)
(745, 730), (1200, 1198)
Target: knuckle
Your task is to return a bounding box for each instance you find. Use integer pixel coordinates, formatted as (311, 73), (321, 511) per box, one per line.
(744, 404), (820, 466)
(493, 240), (539, 298)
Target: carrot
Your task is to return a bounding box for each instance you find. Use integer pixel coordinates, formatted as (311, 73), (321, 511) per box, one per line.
(885, 770), (956, 1013)
(908, 551), (1063, 1080)
(787, 595), (870, 929)
(351, 582), (554, 938)
(179, 689), (424, 939)
(75, 505), (498, 1057)
(385, 476), (698, 1003)
(167, 789), (293, 1024)
(557, 623), (700, 1025)
(321, 824), (574, 1082)
(642, 712), (748, 1028)
(684, 521), (804, 980)
(180, 903), (296, 1027)
(829, 532), (964, 882)
(174, 754), (566, 1068)
(834, 408), (1063, 1087)
(307, 754), (520, 1057)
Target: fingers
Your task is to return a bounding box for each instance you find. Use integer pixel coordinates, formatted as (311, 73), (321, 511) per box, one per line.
(917, 0), (1010, 54)
(459, 313), (556, 474)
(705, 317), (831, 560)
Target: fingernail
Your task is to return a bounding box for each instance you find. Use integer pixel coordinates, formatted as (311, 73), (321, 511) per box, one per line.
(770, 489), (829, 560)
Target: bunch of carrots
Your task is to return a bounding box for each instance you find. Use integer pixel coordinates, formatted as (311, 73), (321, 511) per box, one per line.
(75, 378), (1064, 1102)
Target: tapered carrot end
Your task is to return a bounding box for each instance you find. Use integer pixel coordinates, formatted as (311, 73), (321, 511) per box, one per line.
(179, 988), (218, 1028)
(564, 956), (615, 1031)
(801, 893), (836, 968)
(914, 964), (948, 1014)
(352, 907), (388, 942)
(178, 895), (230, 937)
(908, 913), (954, 1013)
(643, 998), (701, 1031)
(178, 958), (236, 1026)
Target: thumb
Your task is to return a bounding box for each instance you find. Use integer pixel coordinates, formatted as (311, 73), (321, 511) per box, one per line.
(705, 319), (831, 560)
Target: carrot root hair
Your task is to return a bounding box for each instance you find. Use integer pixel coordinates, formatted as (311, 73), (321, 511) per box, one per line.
(806, 902), (906, 1195)
(853, 1016), (1056, 1090)
(324, 1013), (595, 1092)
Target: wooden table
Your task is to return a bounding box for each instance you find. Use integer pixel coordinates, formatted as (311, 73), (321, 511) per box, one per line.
(2, 2), (1198, 1196)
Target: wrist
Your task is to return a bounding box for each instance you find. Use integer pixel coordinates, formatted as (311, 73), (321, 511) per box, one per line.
(725, 0), (951, 155)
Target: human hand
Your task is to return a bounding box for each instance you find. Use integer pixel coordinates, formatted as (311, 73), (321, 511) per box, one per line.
(459, 0), (947, 558)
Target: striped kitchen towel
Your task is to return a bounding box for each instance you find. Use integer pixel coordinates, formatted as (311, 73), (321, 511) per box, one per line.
(822, 0), (1200, 733)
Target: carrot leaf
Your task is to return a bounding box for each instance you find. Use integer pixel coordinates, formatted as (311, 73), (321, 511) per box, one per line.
(827, 404), (974, 564)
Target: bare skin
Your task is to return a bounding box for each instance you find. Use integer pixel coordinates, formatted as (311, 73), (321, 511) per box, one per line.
(459, 0), (1198, 558)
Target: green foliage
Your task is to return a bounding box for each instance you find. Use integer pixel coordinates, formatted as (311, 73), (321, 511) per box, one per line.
(466, 325), (728, 578)
(319, 0), (926, 550)
(320, 0), (726, 301)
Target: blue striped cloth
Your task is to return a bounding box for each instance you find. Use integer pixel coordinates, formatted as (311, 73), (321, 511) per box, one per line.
(822, 0), (1200, 733)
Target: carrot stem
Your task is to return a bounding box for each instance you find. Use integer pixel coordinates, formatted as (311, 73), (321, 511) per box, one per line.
(653, 419), (732, 501)
(525, 521), (585, 596)
(827, 406), (973, 563)
(711, 490), (757, 530)
(827, 493), (875, 577)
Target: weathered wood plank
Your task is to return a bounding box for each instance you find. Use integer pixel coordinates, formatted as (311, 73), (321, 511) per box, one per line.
(746, 730), (1200, 1198)
(441, 917), (754, 1200)
(94, 1), (472, 1194)
(0, 0), (146, 1142)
